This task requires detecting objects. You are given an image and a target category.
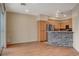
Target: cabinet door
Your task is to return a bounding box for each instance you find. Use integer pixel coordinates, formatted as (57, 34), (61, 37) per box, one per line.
(61, 19), (72, 29)
(48, 19), (60, 30)
(38, 21), (47, 42)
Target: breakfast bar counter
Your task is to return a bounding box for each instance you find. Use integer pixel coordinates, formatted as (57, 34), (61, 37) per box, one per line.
(47, 31), (73, 47)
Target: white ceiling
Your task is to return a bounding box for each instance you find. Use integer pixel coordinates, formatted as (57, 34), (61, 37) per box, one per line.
(5, 3), (77, 18)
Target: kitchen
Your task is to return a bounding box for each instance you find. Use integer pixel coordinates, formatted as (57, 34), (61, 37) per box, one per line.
(38, 17), (73, 47)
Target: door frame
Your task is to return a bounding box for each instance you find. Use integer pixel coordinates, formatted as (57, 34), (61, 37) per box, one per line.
(0, 3), (6, 48)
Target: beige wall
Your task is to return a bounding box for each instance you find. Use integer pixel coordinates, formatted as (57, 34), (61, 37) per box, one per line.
(72, 11), (79, 52)
(6, 12), (37, 44)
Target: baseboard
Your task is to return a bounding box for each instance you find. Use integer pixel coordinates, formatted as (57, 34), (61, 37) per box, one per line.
(7, 41), (39, 46)
(73, 46), (79, 52)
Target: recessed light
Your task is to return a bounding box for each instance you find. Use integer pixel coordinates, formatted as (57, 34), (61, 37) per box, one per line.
(56, 13), (59, 17)
(64, 14), (67, 17)
(25, 9), (29, 12)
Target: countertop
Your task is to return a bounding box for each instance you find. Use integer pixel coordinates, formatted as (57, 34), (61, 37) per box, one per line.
(47, 31), (73, 33)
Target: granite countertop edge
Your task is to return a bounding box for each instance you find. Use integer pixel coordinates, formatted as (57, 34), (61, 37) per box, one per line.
(47, 31), (73, 33)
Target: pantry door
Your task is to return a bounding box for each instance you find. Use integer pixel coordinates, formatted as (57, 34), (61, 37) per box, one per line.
(38, 21), (47, 42)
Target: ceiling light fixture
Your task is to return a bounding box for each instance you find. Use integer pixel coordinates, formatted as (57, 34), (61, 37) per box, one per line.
(63, 14), (67, 17)
(56, 9), (60, 17)
(55, 9), (67, 19)
(25, 9), (29, 12)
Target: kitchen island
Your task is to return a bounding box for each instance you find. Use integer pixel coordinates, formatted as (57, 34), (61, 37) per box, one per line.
(47, 31), (73, 47)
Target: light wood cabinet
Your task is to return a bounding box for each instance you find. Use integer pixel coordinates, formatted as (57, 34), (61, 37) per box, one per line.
(48, 19), (60, 29)
(38, 21), (47, 42)
(60, 18), (72, 29)
(48, 18), (72, 30)
(38, 18), (72, 42)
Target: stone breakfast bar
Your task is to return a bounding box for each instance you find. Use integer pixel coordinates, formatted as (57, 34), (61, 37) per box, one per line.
(47, 31), (73, 47)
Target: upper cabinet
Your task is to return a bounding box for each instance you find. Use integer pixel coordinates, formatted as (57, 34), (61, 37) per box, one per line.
(60, 18), (72, 29)
(48, 18), (72, 30)
(48, 19), (60, 29)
